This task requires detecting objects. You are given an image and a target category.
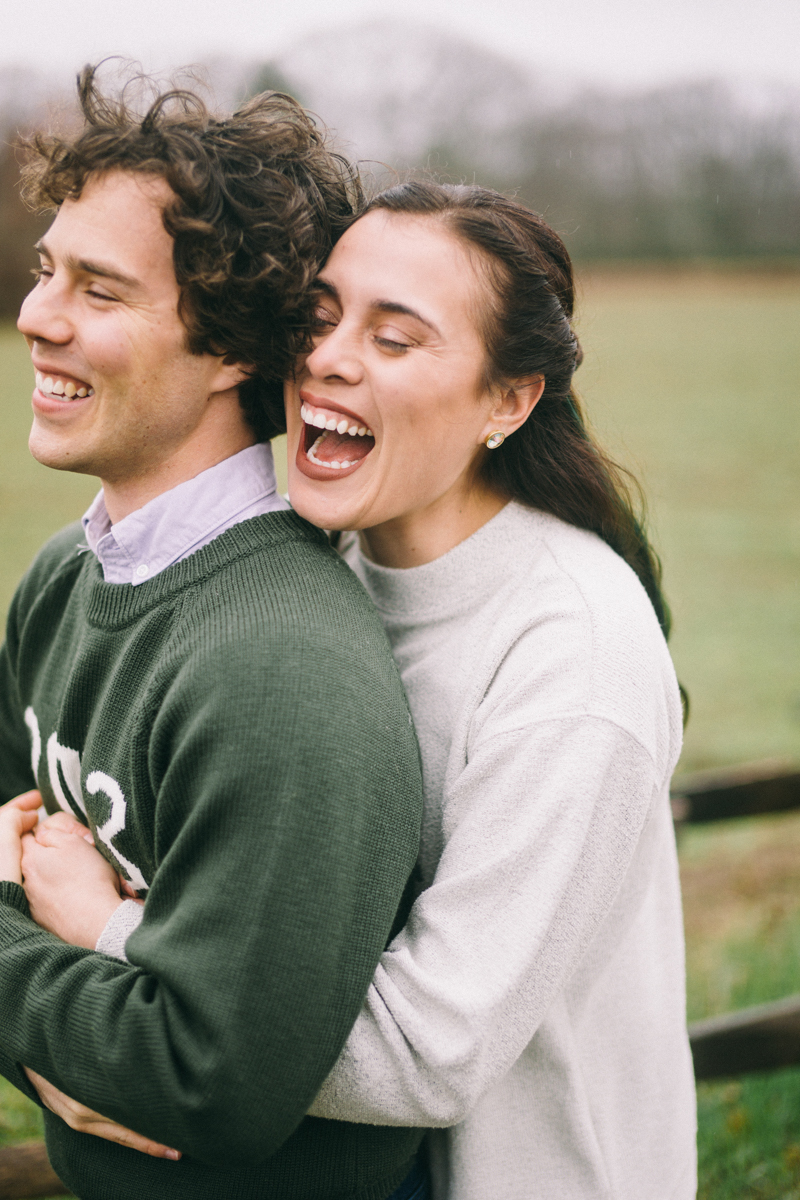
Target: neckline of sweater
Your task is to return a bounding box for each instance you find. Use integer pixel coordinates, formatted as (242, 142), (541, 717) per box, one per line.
(81, 510), (325, 626)
(351, 502), (545, 618)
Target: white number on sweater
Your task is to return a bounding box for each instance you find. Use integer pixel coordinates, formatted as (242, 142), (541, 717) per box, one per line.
(23, 706), (148, 894)
(86, 771), (148, 894)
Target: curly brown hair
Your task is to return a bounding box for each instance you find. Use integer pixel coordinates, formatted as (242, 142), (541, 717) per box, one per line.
(20, 64), (363, 439)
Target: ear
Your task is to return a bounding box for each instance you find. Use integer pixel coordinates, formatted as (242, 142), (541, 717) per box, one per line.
(478, 376), (545, 445)
(210, 356), (254, 396)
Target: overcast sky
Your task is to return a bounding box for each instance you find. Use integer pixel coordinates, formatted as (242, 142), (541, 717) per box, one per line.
(4, 0), (799, 90)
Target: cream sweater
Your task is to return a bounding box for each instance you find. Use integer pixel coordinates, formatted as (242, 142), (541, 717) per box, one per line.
(310, 503), (697, 1200)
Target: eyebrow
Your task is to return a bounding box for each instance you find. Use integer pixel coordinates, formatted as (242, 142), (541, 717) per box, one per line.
(314, 277), (441, 337)
(35, 240), (142, 290)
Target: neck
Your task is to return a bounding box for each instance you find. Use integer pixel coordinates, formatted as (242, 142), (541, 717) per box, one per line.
(360, 482), (508, 569)
(102, 427), (256, 525)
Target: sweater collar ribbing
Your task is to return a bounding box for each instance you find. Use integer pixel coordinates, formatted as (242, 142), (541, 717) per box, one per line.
(82, 510), (325, 627)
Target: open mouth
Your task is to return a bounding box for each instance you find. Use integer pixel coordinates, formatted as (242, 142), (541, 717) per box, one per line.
(299, 400), (375, 474)
(35, 371), (94, 401)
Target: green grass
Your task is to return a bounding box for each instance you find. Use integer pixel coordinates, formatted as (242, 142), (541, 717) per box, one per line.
(0, 267), (798, 1194)
(682, 810), (800, 1198)
(578, 266), (800, 772)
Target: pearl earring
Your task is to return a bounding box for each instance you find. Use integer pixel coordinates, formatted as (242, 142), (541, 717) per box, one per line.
(485, 431), (505, 449)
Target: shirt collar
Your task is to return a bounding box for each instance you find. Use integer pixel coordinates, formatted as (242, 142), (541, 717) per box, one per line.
(82, 442), (287, 585)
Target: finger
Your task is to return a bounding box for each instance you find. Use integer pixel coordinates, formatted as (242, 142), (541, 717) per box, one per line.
(5, 791), (44, 811)
(38, 811), (86, 836)
(33, 824), (73, 848)
(83, 1120), (181, 1160)
(0, 806), (39, 839)
(20, 830), (44, 864)
(23, 1069), (180, 1160)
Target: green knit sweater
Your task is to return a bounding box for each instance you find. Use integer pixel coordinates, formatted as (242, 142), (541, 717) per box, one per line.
(0, 511), (424, 1200)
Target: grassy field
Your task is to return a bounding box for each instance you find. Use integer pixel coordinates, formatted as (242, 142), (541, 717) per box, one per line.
(0, 266), (798, 1195)
(577, 265), (800, 773)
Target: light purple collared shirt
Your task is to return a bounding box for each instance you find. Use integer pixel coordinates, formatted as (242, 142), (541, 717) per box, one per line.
(82, 442), (289, 585)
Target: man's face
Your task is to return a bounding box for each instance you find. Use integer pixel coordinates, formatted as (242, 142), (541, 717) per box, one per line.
(17, 170), (245, 495)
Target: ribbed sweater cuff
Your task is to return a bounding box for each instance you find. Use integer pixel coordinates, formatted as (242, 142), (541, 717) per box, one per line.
(0, 882), (30, 918)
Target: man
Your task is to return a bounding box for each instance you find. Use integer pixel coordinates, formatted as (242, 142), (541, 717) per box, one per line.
(0, 68), (424, 1200)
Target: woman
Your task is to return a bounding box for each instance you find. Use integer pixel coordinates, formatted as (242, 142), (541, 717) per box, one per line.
(21, 183), (696, 1198)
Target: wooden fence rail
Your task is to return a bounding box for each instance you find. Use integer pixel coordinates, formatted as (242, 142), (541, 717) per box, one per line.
(670, 759), (800, 826)
(673, 759), (800, 1081)
(690, 994), (800, 1081)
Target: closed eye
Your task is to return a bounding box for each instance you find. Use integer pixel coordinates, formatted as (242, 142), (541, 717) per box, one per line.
(311, 303), (339, 334)
(374, 335), (412, 353)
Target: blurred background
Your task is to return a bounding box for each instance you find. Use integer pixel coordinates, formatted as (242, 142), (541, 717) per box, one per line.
(0, 2), (799, 1196)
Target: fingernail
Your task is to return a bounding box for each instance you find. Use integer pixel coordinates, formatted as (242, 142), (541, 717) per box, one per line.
(163, 1149), (181, 1160)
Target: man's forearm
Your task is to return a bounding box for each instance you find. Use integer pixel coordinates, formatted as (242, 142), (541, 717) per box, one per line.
(0, 686), (421, 1164)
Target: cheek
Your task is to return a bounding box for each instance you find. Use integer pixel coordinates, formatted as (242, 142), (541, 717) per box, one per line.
(83, 322), (137, 379)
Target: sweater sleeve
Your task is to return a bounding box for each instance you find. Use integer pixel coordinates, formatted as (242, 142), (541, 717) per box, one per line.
(0, 629), (422, 1165)
(0, 524), (85, 802)
(310, 712), (667, 1126)
(0, 612), (38, 803)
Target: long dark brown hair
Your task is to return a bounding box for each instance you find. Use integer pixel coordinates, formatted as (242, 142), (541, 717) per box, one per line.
(365, 181), (674, 642)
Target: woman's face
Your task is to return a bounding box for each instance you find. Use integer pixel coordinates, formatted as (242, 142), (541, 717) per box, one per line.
(285, 210), (502, 535)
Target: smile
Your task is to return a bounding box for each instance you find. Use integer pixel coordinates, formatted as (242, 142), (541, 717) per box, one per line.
(299, 400), (375, 474)
(35, 371), (94, 401)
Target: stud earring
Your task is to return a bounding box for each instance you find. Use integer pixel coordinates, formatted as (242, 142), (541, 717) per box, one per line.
(485, 430), (505, 449)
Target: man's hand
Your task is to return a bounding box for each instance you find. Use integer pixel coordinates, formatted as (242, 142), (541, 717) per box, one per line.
(0, 791), (43, 884)
(21, 812), (123, 949)
(24, 1068), (181, 1160)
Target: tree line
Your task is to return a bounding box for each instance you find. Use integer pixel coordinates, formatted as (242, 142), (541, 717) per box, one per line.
(1, 65), (798, 321)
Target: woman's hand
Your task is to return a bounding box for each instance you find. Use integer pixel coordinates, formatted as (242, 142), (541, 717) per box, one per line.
(21, 812), (123, 949)
(0, 791), (43, 884)
(24, 1067), (181, 1160)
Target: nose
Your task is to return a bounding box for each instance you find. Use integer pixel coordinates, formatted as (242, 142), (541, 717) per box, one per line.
(17, 277), (74, 348)
(305, 322), (363, 386)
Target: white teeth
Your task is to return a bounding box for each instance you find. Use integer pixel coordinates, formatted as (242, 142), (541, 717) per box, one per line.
(306, 434), (354, 472)
(36, 374), (91, 400)
(301, 404), (372, 442)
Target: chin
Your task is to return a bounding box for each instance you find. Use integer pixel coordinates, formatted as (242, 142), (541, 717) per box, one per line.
(28, 433), (83, 474)
(287, 471), (359, 533)
(289, 475), (338, 530)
